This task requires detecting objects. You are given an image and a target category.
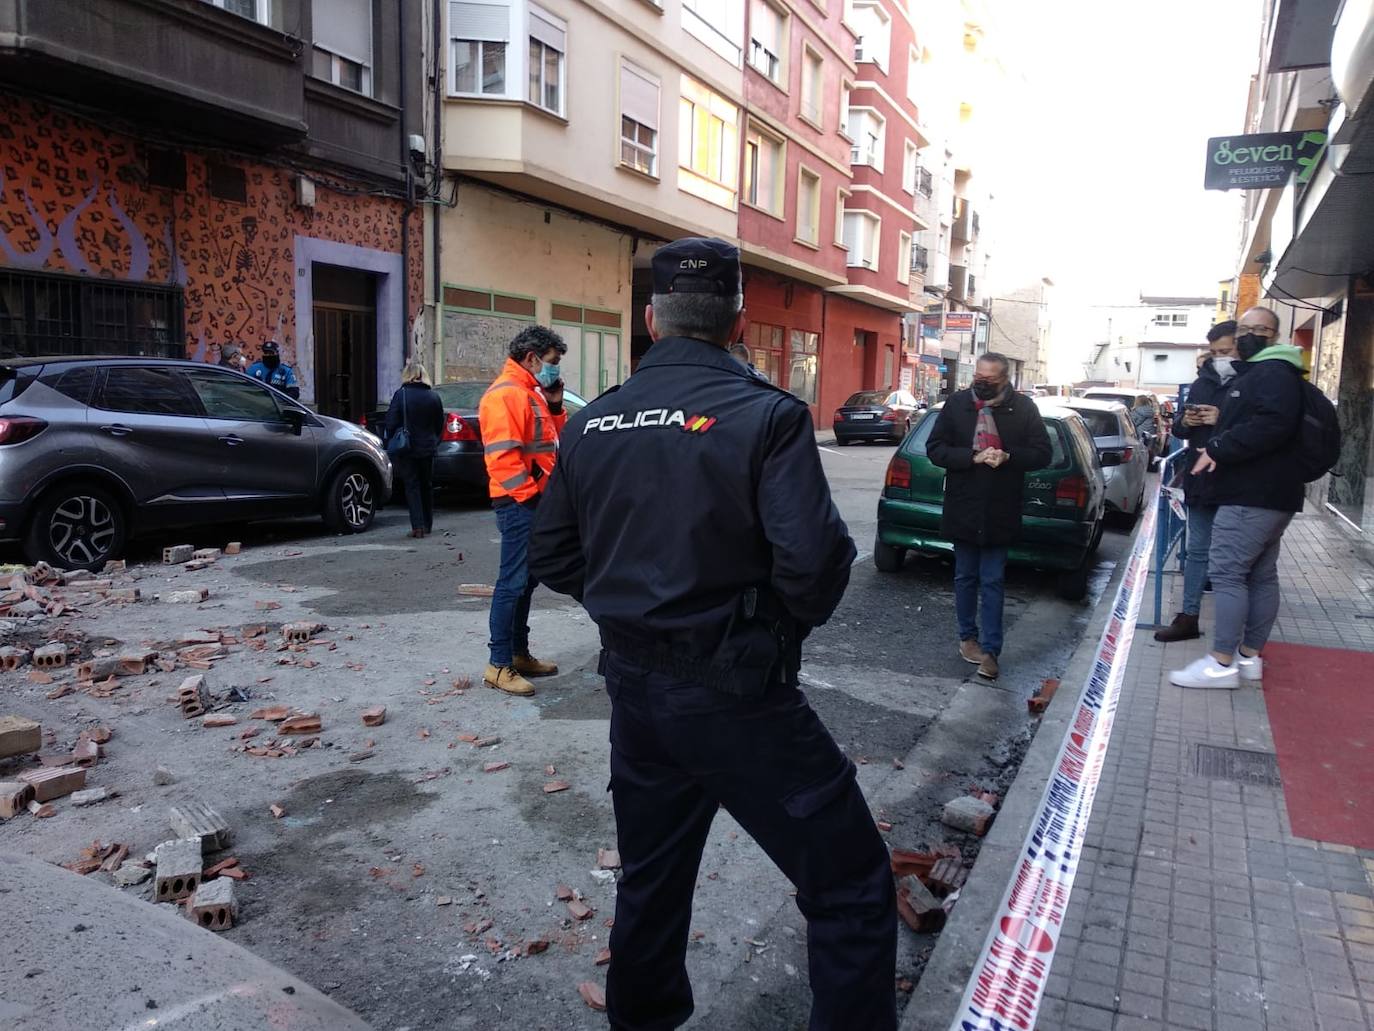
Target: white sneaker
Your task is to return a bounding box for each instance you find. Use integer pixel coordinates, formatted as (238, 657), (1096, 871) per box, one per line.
(1236, 655), (1263, 682)
(1169, 655), (1241, 689)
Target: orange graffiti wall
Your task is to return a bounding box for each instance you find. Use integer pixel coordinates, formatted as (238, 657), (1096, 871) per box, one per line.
(0, 93), (422, 368)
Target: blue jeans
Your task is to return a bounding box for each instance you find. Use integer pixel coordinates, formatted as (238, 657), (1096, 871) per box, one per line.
(1180, 503), (1216, 616)
(953, 542), (1007, 657)
(489, 501), (537, 666)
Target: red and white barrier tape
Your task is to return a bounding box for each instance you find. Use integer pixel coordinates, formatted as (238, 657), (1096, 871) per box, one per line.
(950, 487), (1159, 1031)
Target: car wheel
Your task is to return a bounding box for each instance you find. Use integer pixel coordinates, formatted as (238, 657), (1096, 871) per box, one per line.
(26, 484), (127, 571)
(1056, 562), (1090, 601)
(1088, 515), (1106, 555)
(322, 466), (379, 534)
(874, 538), (905, 573)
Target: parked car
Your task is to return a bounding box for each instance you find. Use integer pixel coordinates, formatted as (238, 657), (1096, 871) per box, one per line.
(1080, 388), (1170, 462)
(0, 356), (392, 570)
(874, 403), (1107, 600)
(833, 390), (923, 445)
(1052, 397), (1149, 525)
(363, 381), (588, 498)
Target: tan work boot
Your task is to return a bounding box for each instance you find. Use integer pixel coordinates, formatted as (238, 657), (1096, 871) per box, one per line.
(959, 639), (987, 665)
(484, 664), (535, 697)
(513, 653), (559, 678)
(977, 653), (1000, 681)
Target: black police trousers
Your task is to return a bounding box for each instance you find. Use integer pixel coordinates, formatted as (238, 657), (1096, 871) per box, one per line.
(602, 650), (897, 1031)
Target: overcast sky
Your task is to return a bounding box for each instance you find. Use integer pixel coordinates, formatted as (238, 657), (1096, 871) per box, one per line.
(980, 0), (1263, 376)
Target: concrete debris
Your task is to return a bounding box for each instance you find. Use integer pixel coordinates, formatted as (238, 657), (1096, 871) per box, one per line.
(154, 837), (203, 902)
(269, 803), (285, 818)
(71, 786), (112, 807)
(154, 765), (177, 786)
(0, 646), (30, 670)
(177, 674), (210, 719)
(27, 799), (54, 818)
(113, 862), (153, 887)
(191, 548), (222, 562)
(162, 545), (195, 564)
(165, 589), (209, 604)
(189, 876), (237, 931)
(75, 656), (119, 681)
(282, 621), (323, 643)
(18, 763), (86, 801)
(0, 715), (41, 758)
(590, 869), (616, 886)
(941, 796), (996, 837)
(119, 650), (157, 676)
(168, 801), (232, 852)
(0, 780), (35, 819)
(32, 643), (68, 669)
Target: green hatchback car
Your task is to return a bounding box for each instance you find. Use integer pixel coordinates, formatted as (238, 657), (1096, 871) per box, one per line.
(875, 403), (1108, 600)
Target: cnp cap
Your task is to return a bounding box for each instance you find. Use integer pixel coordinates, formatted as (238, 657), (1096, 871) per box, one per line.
(262, 340), (281, 354)
(651, 237), (742, 296)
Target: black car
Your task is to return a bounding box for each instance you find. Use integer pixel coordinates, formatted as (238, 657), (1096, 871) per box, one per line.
(0, 356), (392, 569)
(363, 381), (587, 497)
(833, 390), (923, 445)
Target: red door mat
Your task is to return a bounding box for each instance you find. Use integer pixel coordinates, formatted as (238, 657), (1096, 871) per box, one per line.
(1261, 642), (1374, 850)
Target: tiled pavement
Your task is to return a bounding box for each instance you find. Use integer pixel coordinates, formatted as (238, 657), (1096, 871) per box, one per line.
(1037, 512), (1374, 1031)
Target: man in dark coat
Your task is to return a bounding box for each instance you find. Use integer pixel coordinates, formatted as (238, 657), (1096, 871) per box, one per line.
(926, 352), (1053, 681)
(1154, 320), (1237, 642)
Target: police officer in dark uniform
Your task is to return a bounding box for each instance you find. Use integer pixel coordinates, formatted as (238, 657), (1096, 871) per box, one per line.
(529, 238), (897, 1031)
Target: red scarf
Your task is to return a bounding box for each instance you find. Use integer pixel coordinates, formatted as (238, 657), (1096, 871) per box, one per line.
(972, 393), (1006, 452)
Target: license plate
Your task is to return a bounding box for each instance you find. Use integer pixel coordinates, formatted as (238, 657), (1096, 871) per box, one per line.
(851, 413), (876, 420)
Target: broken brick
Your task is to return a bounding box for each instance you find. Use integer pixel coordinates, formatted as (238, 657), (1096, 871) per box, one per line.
(278, 714), (322, 735)
(154, 837), (203, 902)
(457, 584), (495, 597)
(71, 737), (102, 769)
(177, 674), (210, 719)
(941, 796), (995, 836)
(0, 715), (41, 759)
(596, 848), (621, 870)
(169, 801), (232, 852)
(543, 780), (571, 794)
(361, 706), (386, 727)
(224, 542), (242, 555)
(0, 780), (34, 819)
(0, 646), (30, 670)
(76, 656), (119, 681)
(32, 643), (68, 669)
(190, 877), (237, 931)
(890, 848), (940, 881)
(99, 843), (129, 873)
(555, 884), (574, 901)
(927, 857), (968, 895)
(27, 799), (55, 818)
(250, 705), (290, 721)
(578, 982), (607, 1011)
(876, 820), (894, 833)
(895, 874), (946, 933)
(269, 803), (286, 818)
(1027, 695), (1050, 715)
(202, 715), (238, 729)
(473, 736), (501, 748)
(162, 544), (194, 564)
(525, 939), (550, 955)
(282, 621), (323, 643)
(165, 588), (210, 604)
(203, 857), (240, 879)
(567, 899), (594, 921)
(483, 761), (510, 773)
(192, 548), (221, 562)
(897, 977), (914, 993)
(595, 948), (612, 966)
(255, 600), (281, 611)
(18, 764), (86, 802)
(86, 726), (112, 745)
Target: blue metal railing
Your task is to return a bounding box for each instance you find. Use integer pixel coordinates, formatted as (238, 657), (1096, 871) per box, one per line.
(1145, 448), (1192, 628)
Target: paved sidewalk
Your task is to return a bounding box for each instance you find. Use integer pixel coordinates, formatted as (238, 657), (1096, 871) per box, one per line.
(1038, 511), (1374, 1031)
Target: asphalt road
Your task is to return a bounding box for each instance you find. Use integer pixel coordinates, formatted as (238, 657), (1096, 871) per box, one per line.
(0, 438), (1134, 1031)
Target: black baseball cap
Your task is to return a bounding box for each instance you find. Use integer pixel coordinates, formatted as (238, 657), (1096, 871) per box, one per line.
(651, 237), (742, 296)
(262, 340), (281, 354)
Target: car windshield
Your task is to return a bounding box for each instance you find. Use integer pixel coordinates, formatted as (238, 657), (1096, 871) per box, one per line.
(1073, 409), (1123, 438)
(844, 391), (889, 406)
(905, 409), (1071, 470)
(1088, 392), (1140, 410)
(883, 391), (918, 407)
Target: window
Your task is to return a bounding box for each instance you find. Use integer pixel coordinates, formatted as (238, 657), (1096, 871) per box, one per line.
(312, 0), (372, 94)
(796, 167), (821, 245)
(683, 0), (744, 66)
(851, 2), (889, 72)
(749, 0), (786, 84)
(789, 330), (819, 403)
(186, 369), (284, 422)
(800, 46), (823, 126)
(906, 44), (922, 103)
(843, 210), (880, 269)
(94, 367), (199, 417)
(902, 140), (918, 193)
(527, 6), (565, 114)
(847, 108), (884, 170)
(203, 0), (271, 25)
(620, 62), (660, 176)
(897, 230), (912, 284)
(451, 0), (511, 96)
(1151, 312), (1189, 326)
(743, 126), (784, 216)
(746, 323), (785, 385)
(679, 76), (740, 208)
(839, 81), (852, 137)
(0, 269), (184, 359)
(835, 187), (850, 244)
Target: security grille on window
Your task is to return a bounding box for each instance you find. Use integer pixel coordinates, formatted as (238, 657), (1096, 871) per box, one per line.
(620, 62), (659, 176)
(749, 0), (784, 83)
(451, 0), (511, 95)
(312, 0), (373, 94)
(528, 6), (565, 114)
(0, 269), (184, 359)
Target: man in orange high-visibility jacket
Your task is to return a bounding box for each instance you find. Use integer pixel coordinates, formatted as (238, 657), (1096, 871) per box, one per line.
(478, 325), (569, 696)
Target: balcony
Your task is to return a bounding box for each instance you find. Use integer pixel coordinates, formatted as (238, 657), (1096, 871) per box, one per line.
(917, 167), (933, 198)
(910, 244), (929, 274)
(0, 0), (307, 145)
(948, 263), (969, 300)
(966, 273), (976, 301)
(952, 200), (977, 243)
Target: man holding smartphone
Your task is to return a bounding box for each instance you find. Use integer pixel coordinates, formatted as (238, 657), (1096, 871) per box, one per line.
(478, 326), (569, 696)
(1155, 320), (1238, 642)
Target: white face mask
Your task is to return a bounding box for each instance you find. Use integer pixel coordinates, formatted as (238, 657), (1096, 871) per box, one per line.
(1212, 355), (1238, 382)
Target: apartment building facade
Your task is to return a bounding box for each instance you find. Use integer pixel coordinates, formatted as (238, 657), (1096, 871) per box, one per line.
(1226, 0), (1374, 533)
(0, 0), (426, 424)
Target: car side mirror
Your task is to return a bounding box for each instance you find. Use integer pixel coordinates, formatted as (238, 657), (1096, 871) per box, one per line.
(1099, 450), (1122, 467)
(282, 408), (305, 436)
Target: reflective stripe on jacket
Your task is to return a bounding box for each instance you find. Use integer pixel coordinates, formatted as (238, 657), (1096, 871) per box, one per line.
(478, 358), (568, 503)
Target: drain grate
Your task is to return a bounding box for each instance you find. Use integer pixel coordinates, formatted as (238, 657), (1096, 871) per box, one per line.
(1194, 744), (1282, 786)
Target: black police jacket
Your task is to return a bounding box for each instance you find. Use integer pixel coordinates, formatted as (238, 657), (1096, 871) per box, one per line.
(1205, 357), (1306, 513)
(528, 335), (856, 677)
(1172, 360), (1230, 505)
(925, 389), (1053, 547)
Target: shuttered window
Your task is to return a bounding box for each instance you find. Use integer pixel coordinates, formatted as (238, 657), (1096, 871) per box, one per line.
(620, 61), (659, 176)
(451, 0), (512, 96)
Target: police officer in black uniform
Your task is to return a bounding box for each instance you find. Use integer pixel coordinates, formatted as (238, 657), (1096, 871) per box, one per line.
(529, 238), (897, 1031)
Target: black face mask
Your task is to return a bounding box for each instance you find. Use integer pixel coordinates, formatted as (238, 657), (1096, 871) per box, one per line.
(1236, 333), (1270, 360)
(972, 381), (1002, 401)
(263, 354), (281, 369)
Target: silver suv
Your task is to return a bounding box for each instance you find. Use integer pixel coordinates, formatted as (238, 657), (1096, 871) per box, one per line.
(0, 356), (392, 569)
